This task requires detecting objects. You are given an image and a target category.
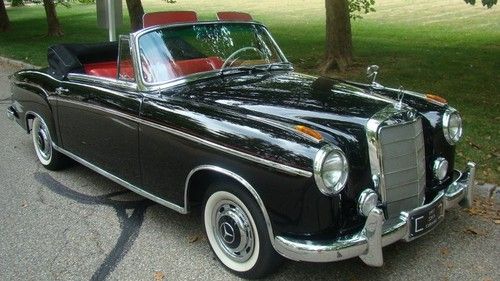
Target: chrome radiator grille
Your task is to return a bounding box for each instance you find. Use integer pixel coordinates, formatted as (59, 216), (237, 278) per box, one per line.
(378, 118), (426, 219)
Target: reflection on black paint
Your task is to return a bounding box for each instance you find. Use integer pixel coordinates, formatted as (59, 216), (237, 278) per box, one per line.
(34, 172), (154, 281)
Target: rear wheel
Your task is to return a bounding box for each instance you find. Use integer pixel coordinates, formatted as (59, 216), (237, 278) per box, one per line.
(203, 182), (282, 279)
(32, 115), (69, 170)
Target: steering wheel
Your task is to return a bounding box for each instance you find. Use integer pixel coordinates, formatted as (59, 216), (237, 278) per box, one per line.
(221, 47), (269, 69)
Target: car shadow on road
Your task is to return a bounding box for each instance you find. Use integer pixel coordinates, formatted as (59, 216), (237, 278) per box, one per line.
(34, 172), (155, 281)
(32, 169), (392, 280)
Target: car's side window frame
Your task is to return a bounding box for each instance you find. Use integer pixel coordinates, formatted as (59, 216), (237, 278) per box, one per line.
(117, 35), (137, 83)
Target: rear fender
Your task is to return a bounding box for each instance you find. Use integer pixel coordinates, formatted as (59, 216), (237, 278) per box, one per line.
(10, 72), (59, 146)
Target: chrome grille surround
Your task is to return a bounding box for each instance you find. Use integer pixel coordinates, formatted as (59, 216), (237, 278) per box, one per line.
(366, 105), (426, 219)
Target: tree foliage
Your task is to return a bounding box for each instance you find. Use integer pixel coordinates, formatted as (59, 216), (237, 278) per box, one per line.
(348, 0), (376, 19)
(323, 0), (497, 72)
(463, 0), (498, 8)
(11, 0), (25, 7)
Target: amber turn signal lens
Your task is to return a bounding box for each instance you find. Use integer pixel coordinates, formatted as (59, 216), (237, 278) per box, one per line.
(425, 93), (447, 104)
(295, 125), (323, 140)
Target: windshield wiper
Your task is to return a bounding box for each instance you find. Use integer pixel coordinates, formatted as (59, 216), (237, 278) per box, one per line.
(219, 62), (293, 77)
(266, 62), (293, 71)
(218, 65), (268, 76)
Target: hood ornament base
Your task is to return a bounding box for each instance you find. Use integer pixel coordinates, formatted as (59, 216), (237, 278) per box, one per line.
(367, 65), (384, 91)
(395, 86), (406, 110)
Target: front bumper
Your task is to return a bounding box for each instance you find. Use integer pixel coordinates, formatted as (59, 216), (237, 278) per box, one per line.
(274, 161), (476, 266)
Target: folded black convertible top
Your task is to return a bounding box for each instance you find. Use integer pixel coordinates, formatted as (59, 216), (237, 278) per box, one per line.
(47, 42), (118, 79)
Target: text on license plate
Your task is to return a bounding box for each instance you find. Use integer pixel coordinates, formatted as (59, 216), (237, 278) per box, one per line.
(409, 200), (444, 238)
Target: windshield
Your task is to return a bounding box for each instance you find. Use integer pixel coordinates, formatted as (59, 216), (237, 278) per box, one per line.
(137, 22), (286, 84)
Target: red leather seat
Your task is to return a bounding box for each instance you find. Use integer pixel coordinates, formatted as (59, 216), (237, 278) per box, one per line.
(85, 57), (220, 80)
(143, 11), (198, 28)
(84, 61), (117, 78)
(216, 12), (253, 21)
(84, 61), (134, 79)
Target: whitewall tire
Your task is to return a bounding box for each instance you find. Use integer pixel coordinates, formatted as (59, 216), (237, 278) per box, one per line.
(203, 182), (282, 279)
(31, 115), (69, 170)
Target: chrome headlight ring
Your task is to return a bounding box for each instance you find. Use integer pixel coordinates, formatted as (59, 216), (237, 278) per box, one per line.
(433, 157), (449, 181)
(313, 145), (349, 196)
(442, 108), (463, 145)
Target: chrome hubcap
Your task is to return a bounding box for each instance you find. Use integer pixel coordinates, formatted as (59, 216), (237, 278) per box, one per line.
(212, 200), (254, 262)
(34, 118), (52, 161)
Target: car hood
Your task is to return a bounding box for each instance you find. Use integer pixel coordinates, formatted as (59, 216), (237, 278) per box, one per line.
(178, 71), (396, 140)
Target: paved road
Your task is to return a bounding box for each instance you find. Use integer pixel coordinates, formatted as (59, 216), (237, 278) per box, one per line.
(0, 61), (498, 281)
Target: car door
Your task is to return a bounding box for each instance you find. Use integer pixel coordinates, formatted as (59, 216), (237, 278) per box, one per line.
(57, 37), (143, 186)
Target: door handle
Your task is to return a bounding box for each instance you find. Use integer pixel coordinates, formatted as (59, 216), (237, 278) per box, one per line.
(55, 87), (70, 95)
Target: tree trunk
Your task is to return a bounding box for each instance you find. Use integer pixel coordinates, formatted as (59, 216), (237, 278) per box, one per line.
(321, 0), (353, 73)
(0, 0), (9, 32)
(43, 0), (64, 36)
(125, 0), (144, 31)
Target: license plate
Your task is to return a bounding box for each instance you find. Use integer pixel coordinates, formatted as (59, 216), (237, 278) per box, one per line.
(408, 198), (445, 238)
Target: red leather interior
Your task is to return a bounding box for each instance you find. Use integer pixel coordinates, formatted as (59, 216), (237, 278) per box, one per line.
(143, 11), (198, 28)
(84, 60), (134, 79)
(85, 57), (221, 79)
(172, 57), (223, 76)
(216, 12), (253, 21)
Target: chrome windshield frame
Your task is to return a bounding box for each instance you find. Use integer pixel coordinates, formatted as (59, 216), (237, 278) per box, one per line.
(129, 21), (290, 92)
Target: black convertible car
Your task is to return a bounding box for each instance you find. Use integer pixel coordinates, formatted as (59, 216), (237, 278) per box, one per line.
(7, 11), (476, 279)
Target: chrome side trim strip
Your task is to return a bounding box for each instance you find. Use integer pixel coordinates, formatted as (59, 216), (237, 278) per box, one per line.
(145, 119), (312, 177)
(57, 98), (142, 122)
(52, 143), (187, 214)
(247, 115), (320, 143)
(17, 70), (61, 82)
(56, 97), (312, 177)
(63, 77), (140, 99)
(67, 73), (138, 91)
(184, 165), (276, 247)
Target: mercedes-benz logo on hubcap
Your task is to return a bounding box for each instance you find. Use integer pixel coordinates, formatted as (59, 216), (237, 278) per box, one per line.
(219, 222), (235, 244)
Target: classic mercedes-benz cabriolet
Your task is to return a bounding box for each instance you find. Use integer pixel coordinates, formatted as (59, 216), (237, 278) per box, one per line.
(7, 11), (476, 279)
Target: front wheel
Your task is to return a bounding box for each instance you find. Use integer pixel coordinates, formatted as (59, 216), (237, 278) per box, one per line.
(203, 182), (282, 279)
(32, 115), (69, 170)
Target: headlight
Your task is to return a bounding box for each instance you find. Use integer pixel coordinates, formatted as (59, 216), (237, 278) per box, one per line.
(442, 109), (463, 145)
(313, 145), (349, 196)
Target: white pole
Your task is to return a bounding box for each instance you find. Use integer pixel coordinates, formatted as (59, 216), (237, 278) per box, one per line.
(107, 0), (116, 41)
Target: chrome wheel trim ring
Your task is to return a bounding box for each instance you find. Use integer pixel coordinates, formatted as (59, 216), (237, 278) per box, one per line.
(213, 199), (254, 262)
(204, 191), (260, 272)
(32, 117), (52, 165)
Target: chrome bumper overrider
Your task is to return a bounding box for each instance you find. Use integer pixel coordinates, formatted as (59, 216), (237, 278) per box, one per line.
(6, 106), (16, 120)
(274, 161), (476, 266)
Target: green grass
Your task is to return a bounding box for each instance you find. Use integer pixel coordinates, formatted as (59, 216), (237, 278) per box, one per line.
(1, 0), (499, 183)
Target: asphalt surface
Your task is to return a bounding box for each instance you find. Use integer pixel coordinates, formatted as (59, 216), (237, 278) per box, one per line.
(0, 61), (498, 281)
